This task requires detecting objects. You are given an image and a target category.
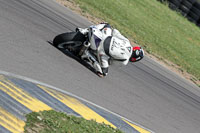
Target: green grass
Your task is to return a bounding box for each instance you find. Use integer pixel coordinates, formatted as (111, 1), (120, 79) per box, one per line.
(74, 0), (200, 82)
(24, 110), (123, 133)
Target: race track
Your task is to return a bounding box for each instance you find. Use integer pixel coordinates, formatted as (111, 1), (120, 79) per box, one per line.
(0, 0), (200, 133)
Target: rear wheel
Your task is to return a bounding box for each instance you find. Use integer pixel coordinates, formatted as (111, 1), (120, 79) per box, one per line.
(53, 32), (86, 52)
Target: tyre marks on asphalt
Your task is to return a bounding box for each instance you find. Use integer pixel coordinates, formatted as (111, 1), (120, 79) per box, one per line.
(0, 74), (153, 133)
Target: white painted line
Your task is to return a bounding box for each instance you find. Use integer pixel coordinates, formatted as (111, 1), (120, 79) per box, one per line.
(0, 70), (155, 133)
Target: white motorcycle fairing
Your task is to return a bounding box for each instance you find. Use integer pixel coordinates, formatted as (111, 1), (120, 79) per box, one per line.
(89, 25), (112, 51)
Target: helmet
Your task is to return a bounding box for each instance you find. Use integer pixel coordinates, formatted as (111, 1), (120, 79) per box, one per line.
(129, 46), (144, 62)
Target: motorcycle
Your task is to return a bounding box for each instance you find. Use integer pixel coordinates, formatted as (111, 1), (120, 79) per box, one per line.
(53, 26), (111, 76)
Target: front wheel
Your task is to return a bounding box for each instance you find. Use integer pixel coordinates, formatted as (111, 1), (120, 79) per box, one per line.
(53, 31), (86, 52)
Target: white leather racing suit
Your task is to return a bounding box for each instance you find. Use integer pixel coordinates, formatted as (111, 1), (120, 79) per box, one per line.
(80, 23), (133, 76)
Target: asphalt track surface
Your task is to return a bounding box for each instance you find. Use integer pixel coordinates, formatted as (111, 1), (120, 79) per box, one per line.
(0, 0), (199, 133)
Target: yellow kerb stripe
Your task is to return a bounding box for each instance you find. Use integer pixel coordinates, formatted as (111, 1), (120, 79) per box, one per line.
(0, 107), (25, 133)
(123, 119), (151, 133)
(38, 85), (116, 128)
(0, 76), (52, 112)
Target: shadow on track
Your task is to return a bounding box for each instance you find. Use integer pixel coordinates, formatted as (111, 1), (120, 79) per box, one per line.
(47, 41), (98, 76)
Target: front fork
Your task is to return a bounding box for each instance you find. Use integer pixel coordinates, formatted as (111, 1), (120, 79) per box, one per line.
(77, 28), (103, 74)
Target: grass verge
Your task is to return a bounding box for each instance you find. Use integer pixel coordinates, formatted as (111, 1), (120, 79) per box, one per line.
(24, 110), (123, 133)
(62, 0), (200, 86)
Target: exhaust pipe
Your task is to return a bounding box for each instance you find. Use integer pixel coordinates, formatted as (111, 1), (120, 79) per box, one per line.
(79, 41), (90, 56)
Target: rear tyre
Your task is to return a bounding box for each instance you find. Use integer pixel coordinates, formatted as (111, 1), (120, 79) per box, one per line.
(53, 31), (86, 54)
(53, 32), (86, 48)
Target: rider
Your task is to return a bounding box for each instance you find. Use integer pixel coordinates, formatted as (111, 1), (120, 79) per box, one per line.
(77, 22), (144, 77)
